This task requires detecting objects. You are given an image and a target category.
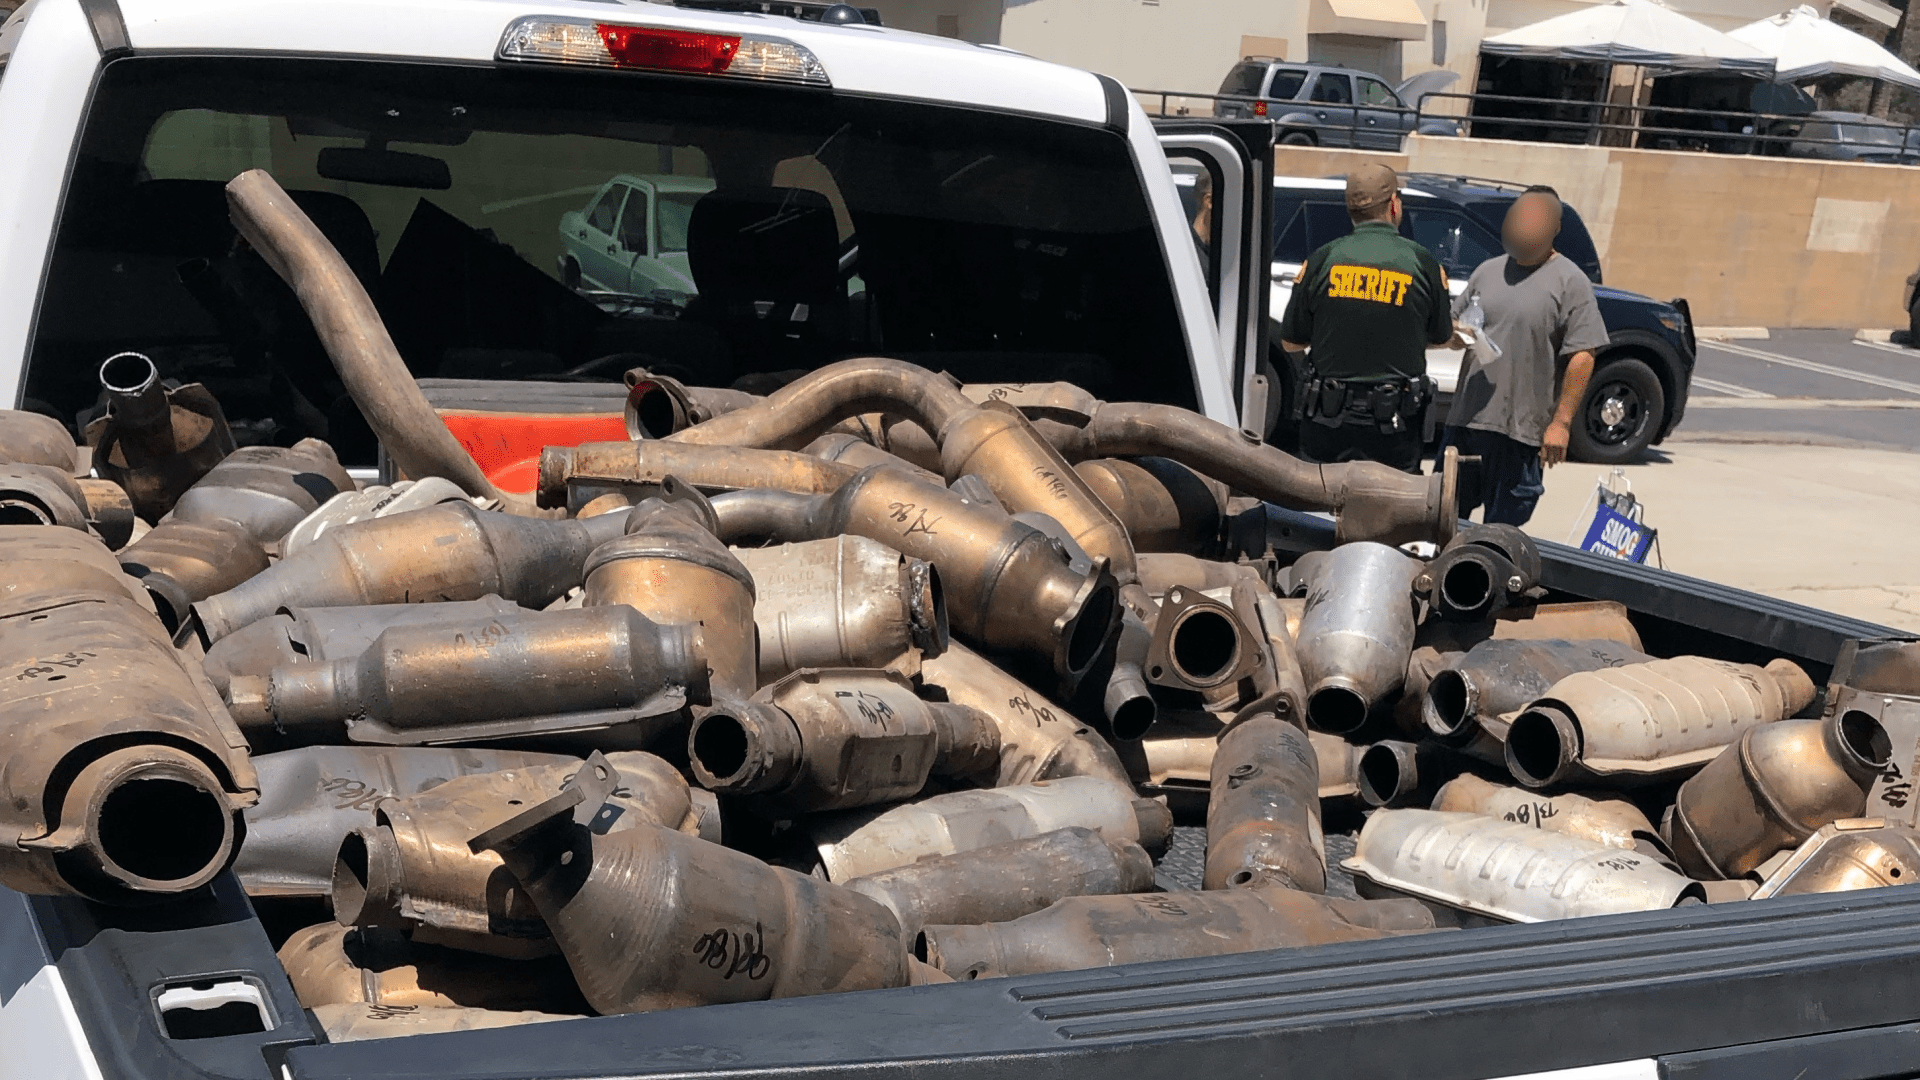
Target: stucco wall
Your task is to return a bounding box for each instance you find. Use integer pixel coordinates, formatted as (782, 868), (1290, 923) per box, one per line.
(1278, 136), (1920, 328)
(1000, 0), (1306, 94)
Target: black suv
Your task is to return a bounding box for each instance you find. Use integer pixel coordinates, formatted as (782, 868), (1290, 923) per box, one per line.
(1271, 173), (1696, 463)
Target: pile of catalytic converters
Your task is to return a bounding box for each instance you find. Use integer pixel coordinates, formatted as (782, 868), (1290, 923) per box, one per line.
(1, 170), (1913, 1045)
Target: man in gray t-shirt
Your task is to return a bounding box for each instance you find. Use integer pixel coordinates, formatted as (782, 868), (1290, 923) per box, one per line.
(1442, 187), (1610, 526)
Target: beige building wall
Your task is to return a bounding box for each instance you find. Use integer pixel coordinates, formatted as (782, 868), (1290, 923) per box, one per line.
(1393, 0), (1488, 113)
(995, 0), (1480, 117)
(1280, 135), (1920, 328)
(998, 0), (1307, 94)
(867, 0), (1004, 42)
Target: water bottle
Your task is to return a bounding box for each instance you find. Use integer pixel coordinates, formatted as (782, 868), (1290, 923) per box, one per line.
(1461, 294), (1502, 359)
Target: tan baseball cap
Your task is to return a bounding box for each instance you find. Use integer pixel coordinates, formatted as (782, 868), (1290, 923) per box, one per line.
(1345, 163), (1399, 210)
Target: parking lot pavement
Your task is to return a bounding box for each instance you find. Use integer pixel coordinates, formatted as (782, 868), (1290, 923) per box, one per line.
(1511, 328), (1920, 633)
(1526, 438), (1920, 633)
(1684, 329), (1920, 452)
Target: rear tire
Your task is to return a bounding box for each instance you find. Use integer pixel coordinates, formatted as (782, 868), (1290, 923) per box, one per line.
(1279, 131), (1317, 147)
(1570, 357), (1664, 465)
(1907, 292), (1920, 347)
(558, 256), (581, 291)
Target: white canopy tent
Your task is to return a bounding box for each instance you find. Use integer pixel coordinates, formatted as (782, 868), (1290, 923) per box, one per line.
(1481, 0), (1776, 74)
(1730, 5), (1920, 88)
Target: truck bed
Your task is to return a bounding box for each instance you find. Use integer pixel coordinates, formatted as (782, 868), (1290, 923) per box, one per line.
(3, 534), (1903, 1080)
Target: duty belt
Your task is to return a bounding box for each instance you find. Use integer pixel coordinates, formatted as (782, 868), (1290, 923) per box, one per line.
(1300, 375), (1433, 434)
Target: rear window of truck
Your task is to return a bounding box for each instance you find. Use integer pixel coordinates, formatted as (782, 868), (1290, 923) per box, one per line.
(25, 55), (1197, 464)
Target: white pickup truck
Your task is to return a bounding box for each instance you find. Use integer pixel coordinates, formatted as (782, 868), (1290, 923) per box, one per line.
(0, 1), (1908, 1078)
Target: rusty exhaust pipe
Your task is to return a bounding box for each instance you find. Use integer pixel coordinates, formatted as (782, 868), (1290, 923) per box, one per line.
(581, 490), (757, 699)
(1355, 740), (1457, 809)
(204, 596), (528, 696)
(688, 669), (999, 812)
(1431, 774), (1659, 852)
(0, 469), (135, 550)
(1292, 542), (1422, 733)
(1423, 638), (1654, 765)
(471, 754), (909, 1014)
(1144, 585), (1260, 698)
(119, 441), (353, 628)
(1205, 713), (1324, 892)
(844, 827), (1153, 941)
(1416, 600), (1646, 656)
(937, 400), (1143, 615)
(119, 520), (268, 633)
(236, 745), (578, 899)
(1665, 710), (1892, 879)
(1033, 404), (1459, 548)
(310, 1003), (572, 1042)
(668, 364), (1147, 606)
(668, 357), (978, 452)
(167, 439), (355, 542)
(916, 887), (1436, 979)
(803, 432), (941, 483)
(1074, 457), (1224, 557)
(734, 537), (947, 684)
(1231, 579), (1309, 726)
(809, 776), (1170, 881)
(277, 923), (588, 1013)
(0, 528), (256, 904)
(1749, 818), (1920, 898)
(225, 170), (522, 510)
(1505, 656), (1818, 788)
(282, 478), (479, 558)
(670, 360), (1457, 547)
(224, 605), (708, 746)
(1105, 612), (1158, 740)
(539, 441), (857, 514)
(0, 463), (92, 530)
(1418, 523), (1541, 622)
(1345, 810), (1704, 922)
(331, 752), (707, 956)
(84, 351), (237, 522)
(191, 502), (632, 642)
(622, 368), (756, 439)
(918, 643), (1134, 788)
(0, 408), (79, 470)
(710, 466), (1119, 690)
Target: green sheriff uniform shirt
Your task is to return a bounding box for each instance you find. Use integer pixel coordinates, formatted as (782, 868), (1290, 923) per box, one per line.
(1279, 220), (1453, 381)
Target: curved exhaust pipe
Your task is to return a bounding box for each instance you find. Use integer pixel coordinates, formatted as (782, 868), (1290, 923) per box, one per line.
(224, 170), (526, 513)
(710, 467), (1121, 691)
(1504, 656), (1818, 788)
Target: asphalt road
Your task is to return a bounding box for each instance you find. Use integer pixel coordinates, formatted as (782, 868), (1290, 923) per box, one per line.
(1678, 329), (1920, 453)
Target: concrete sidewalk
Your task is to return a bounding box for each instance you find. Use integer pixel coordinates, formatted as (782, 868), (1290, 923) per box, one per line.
(1519, 438), (1920, 633)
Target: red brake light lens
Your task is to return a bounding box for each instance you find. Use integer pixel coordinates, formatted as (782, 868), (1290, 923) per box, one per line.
(497, 16), (830, 86)
(597, 25), (740, 74)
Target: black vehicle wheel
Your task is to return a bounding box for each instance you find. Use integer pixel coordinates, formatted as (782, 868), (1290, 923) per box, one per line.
(1907, 293), (1920, 347)
(1570, 357), (1665, 464)
(558, 256), (581, 290)
(1279, 130), (1316, 147)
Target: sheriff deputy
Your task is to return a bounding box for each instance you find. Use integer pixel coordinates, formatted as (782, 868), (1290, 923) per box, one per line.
(1278, 163), (1452, 473)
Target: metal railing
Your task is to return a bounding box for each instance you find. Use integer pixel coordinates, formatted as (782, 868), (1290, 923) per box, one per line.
(1133, 88), (1458, 149)
(1135, 86), (1920, 163)
(1419, 90), (1920, 157)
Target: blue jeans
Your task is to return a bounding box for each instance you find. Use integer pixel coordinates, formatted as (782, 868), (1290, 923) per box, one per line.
(1439, 426), (1545, 527)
